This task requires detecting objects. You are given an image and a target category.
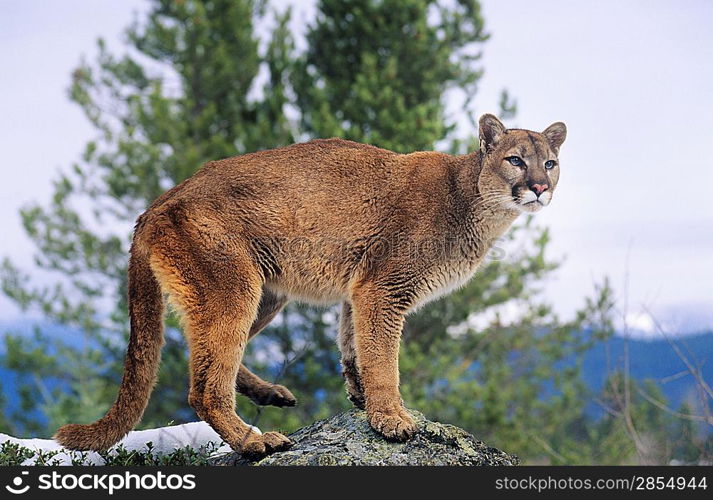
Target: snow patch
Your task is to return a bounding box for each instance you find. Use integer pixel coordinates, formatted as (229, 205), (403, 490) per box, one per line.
(0, 421), (260, 465)
(623, 311), (656, 336)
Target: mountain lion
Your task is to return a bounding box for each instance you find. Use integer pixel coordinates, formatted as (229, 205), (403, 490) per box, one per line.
(55, 114), (566, 458)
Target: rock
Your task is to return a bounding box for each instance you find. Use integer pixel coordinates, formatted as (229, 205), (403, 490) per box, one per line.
(213, 409), (519, 466)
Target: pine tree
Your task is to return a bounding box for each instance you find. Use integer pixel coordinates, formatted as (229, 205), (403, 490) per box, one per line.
(293, 0), (488, 152)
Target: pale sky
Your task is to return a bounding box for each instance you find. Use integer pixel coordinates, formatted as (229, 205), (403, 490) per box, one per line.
(1, 1), (712, 334)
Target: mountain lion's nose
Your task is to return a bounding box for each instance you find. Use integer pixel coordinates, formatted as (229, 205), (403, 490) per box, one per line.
(529, 183), (549, 196)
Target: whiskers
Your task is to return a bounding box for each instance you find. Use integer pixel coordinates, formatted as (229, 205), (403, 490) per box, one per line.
(475, 189), (520, 212)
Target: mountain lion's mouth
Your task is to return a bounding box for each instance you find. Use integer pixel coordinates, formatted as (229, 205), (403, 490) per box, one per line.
(522, 199), (545, 207)
(518, 199), (544, 212)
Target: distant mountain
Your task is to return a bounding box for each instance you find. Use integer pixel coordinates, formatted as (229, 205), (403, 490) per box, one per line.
(582, 332), (713, 411)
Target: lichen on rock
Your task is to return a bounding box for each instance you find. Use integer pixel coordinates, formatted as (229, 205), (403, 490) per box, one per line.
(213, 409), (519, 466)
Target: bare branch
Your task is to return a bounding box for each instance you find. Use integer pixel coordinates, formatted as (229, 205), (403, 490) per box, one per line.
(644, 308), (713, 402)
(636, 387), (713, 425)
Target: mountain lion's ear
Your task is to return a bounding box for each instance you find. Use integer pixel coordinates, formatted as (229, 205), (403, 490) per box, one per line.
(542, 122), (567, 153)
(479, 114), (506, 154)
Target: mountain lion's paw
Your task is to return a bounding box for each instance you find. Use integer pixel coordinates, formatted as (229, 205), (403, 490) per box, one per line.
(254, 384), (297, 407)
(241, 431), (293, 460)
(368, 408), (417, 441)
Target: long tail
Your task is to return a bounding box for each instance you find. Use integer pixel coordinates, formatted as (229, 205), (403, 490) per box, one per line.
(54, 243), (164, 451)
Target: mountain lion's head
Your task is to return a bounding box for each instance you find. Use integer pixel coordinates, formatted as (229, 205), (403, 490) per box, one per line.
(477, 114), (567, 213)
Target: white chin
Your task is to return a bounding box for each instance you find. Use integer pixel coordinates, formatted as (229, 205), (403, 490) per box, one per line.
(518, 201), (544, 213)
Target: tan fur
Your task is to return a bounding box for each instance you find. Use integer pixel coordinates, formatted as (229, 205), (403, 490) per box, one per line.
(54, 114), (566, 458)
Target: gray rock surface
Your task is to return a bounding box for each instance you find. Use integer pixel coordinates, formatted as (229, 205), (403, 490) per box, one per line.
(214, 409), (519, 466)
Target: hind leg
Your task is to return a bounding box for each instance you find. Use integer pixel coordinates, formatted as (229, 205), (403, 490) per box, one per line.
(337, 302), (365, 409)
(186, 311), (291, 457)
(151, 235), (291, 458)
(236, 290), (296, 407)
(188, 282), (292, 456)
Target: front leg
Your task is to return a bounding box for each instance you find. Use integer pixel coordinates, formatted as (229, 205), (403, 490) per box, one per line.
(351, 284), (416, 441)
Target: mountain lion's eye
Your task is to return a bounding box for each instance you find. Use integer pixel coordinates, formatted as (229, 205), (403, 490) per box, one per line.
(544, 160), (556, 170)
(507, 156), (524, 167)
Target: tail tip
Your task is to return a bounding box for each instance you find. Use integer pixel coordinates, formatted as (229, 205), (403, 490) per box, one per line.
(54, 423), (119, 452)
